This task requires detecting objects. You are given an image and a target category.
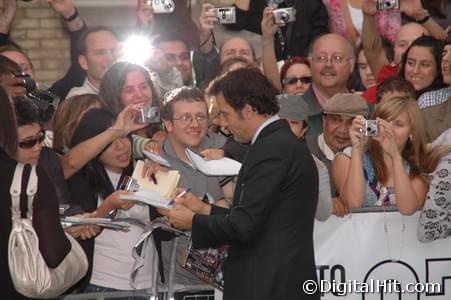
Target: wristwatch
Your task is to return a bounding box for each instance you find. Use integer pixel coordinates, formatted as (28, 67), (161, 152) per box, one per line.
(415, 10), (430, 25)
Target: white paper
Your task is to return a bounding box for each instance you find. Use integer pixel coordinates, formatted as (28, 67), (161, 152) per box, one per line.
(185, 148), (241, 176)
(120, 188), (171, 209)
(143, 150), (171, 167)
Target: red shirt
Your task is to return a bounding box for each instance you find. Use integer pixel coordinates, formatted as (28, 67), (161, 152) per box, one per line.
(362, 64), (398, 104)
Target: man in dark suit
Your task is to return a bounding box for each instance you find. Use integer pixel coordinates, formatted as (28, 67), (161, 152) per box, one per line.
(160, 67), (319, 300)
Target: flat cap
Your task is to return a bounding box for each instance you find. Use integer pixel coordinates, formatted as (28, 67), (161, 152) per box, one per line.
(277, 94), (309, 122)
(323, 93), (369, 118)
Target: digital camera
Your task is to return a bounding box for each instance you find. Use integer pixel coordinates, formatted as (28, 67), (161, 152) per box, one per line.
(146, 0), (175, 14)
(210, 7), (236, 24)
(272, 7), (296, 25)
(135, 106), (161, 124)
(15, 73), (59, 122)
(364, 120), (379, 137)
(377, 0), (400, 10)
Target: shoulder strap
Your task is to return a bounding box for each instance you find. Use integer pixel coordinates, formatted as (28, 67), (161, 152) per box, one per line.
(10, 163), (37, 221)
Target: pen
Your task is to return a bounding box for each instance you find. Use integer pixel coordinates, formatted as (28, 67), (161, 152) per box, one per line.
(150, 173), (158, 185)
(168, 187), (192, 206)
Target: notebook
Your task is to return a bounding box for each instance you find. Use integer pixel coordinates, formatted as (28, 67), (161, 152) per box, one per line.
(185, 148), (241, 176)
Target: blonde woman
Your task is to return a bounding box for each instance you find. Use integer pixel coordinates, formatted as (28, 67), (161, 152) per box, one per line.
(332, 96), (429, 214)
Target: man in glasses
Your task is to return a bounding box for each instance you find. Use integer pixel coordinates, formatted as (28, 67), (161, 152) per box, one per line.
(159, 86), (231, 299)
(305, 33), (356, 136)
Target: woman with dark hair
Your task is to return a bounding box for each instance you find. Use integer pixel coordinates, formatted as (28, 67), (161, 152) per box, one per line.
(0, 87), (72, 299)
(399, 35), (446, 98)
(67, 108), (156, 295)
(99, 61), (159, 115)
(280, 57), (312, 96)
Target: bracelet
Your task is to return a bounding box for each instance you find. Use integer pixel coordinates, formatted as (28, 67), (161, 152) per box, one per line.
(63, 9), (79, 22)
(415, 10), (430, 24)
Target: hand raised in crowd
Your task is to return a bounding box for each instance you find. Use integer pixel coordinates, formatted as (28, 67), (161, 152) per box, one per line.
(109, 103), (147, 137)
(199, 3), (218, 33)
(200, 148), (225, 160)
(372, 118), (402, 160)
(0, 74), (26, 97)
(144, 139), (162, 154)
(361, 0), (377, 16)
(349, 116), (369, 152)
(399, 0), (424, 20)
(261, 7), (281, 40)
(332, 197), (349, 218)
(65, 212), (101, 240)
(0, 0), (17, 34)
(47, 0), (75, 19)
(137, 0), (154, 29)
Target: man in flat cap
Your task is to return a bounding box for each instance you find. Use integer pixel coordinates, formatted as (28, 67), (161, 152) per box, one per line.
(305, 93), (369, 216)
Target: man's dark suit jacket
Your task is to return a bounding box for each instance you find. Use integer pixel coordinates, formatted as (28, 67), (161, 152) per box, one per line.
(192, 119), (320, 300)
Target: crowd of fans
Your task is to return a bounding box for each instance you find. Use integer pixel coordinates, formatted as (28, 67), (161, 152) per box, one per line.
(0, 0), (450, 299)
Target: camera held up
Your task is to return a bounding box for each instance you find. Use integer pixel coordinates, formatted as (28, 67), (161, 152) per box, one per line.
(377, 0), (400, 10)
(272, 7), (296, 25)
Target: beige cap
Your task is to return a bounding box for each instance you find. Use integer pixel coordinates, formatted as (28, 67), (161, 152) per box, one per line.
(277, 94), (309, 122)
(323, 93), (369, 118)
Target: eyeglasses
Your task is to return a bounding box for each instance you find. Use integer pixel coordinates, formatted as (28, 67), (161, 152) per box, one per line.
(19, 131), (45, 149)
(310, 54), (354, 65)
(172, 114), (208, 125)
(283, 76), (312, 85)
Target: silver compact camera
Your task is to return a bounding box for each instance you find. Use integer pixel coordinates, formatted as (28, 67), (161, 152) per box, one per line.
(364, 120), (379, 137)
(146, 0), (175, 14)
(377, 0), (400, 10)
(272, 7), (296, 25)
(210, 7), (236, 24)
(136, 107), (161, 124)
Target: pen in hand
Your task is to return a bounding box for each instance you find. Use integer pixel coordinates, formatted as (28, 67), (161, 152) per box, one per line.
(150, 173), (158, 185)
(168, 187), (192, 206)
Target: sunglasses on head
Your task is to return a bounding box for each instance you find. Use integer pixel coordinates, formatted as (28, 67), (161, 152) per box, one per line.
(283, 76), (312, 85)
(19, 131), (45, 149)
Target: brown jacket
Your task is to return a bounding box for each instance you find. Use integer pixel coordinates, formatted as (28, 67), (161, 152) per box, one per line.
(421, 96), (451, 142)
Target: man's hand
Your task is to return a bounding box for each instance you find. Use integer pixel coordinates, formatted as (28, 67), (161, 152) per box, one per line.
(137, 0), (154, 29)
(199, 3), (218, 34)
(158, 204), (194, 230)
(200, 148), (225, 160)
(171, 189), (212, 215)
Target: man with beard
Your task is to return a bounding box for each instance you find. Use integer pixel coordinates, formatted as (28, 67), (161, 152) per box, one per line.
(66, 26), (119, 98)
(305, 33), (356, 135)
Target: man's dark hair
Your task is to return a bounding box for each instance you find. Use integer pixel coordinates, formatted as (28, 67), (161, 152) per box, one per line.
(376, 76), (416, 103)
(13, 95), (41, 126)
(161, 86), (206, 120)
(0, 85), (18, 157)
(78, 26), (117, 56)
(154, 34), (191, 52)
(399, 35), (446, 96)
(207, 67), (279, 115)
(0, 44), (34, 71)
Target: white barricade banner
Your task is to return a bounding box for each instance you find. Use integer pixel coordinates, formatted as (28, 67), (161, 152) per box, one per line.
(313, 211), (451, 299)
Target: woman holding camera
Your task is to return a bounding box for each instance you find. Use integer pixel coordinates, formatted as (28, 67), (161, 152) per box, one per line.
(332, 96), (429, 214)
(0, 87), (73, 299)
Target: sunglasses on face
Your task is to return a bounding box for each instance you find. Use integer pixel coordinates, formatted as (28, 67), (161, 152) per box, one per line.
(19, 131), (45, 149)
(283, 76), (312, 85)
